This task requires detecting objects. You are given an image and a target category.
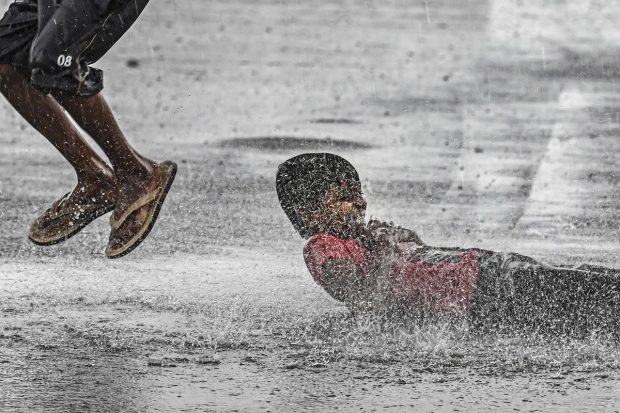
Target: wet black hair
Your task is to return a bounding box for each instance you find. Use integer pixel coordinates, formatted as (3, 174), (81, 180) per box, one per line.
(276, 153), (362, 238)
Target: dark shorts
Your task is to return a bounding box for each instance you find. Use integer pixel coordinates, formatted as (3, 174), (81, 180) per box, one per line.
(468, 250), (620, 336)
(0, 0), (150, 95)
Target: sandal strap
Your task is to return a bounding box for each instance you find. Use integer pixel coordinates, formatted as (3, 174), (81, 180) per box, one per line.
(49, 200), (114, 220)
(110, 189), (161, 231)
(50, 193), (71, 216)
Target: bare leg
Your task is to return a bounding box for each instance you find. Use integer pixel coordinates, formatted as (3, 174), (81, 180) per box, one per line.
(51, 90), (159, 224)
(0, 64), (115, 203)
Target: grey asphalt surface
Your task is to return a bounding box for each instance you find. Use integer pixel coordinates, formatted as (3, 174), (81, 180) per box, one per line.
(1, 0), (620, 411)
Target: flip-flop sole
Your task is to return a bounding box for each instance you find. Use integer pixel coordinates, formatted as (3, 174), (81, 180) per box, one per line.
(105, 161), (177, 259)
(28, 203), (116, 246)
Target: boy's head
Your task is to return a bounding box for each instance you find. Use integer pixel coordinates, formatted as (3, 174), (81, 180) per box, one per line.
(276, 153), (367, 239)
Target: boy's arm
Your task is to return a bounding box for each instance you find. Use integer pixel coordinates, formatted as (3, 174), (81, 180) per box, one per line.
(366, 219), (426, 247)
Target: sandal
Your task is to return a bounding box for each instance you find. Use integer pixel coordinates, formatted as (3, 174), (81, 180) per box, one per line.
(105, 161), (177, 259)
(29, 192), (115, 246)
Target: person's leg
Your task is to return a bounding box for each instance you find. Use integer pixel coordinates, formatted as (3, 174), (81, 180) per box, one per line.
(28, 0), (175, 256)
(0, 0), (118, 245)
(469, 251), (584, 335)
(33, 0), (158, 216)
(555, 267), (620, 334)
(0, 63), (115, 204)
(51, 89), (161, 233)
(510, 259), (620, 336)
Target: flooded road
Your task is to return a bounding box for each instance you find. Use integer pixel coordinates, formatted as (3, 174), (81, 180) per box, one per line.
(1, 0), (620, 411)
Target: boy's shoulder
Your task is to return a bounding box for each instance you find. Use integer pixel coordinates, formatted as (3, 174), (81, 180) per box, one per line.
(303, 233), (369, 267)
(304, 233), (365, 252)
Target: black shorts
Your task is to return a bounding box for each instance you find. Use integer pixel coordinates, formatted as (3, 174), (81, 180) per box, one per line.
(468, 250), (620, 336)
(0, 0), (150, 95)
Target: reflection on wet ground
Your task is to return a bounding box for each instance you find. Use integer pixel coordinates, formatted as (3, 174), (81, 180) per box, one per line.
(218, 136), (371, 151)
(1, 0), (620, 411)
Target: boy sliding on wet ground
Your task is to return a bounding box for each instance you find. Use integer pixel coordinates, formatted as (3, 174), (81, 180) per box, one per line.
(276, 153), (620, 336)
(0, 0), (176, 258)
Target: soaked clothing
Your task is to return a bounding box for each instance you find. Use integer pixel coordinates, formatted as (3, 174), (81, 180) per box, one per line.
(0, 0), (150, 95)
(304, 234), (480, 314)
(304, 233), (620, 335)
(469, 251), (620, 335)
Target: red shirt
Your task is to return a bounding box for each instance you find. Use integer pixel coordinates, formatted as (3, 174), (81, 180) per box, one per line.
(304, 233), (480, 313)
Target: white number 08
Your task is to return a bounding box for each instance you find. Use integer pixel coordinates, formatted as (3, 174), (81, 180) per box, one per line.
(56, 55), (73, 67)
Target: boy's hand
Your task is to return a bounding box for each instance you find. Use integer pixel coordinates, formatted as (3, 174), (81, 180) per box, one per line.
(366, 219), (426, 247)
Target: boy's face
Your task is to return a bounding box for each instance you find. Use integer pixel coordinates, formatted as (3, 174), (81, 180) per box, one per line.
(299, 180), (367, 238)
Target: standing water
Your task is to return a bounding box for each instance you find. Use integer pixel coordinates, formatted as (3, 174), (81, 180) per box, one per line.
(1, 0), (620, 411)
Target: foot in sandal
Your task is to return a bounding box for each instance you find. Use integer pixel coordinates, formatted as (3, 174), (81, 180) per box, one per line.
(29, 174), (116, 246)
(105, 160), (177, 259)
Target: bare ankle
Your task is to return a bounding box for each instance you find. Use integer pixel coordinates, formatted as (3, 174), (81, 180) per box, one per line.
(115, 159), (156, 184)
(77, 166), (116, 190)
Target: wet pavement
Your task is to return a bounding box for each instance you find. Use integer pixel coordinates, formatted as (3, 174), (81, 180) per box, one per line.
(1, 0), (620, 411)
